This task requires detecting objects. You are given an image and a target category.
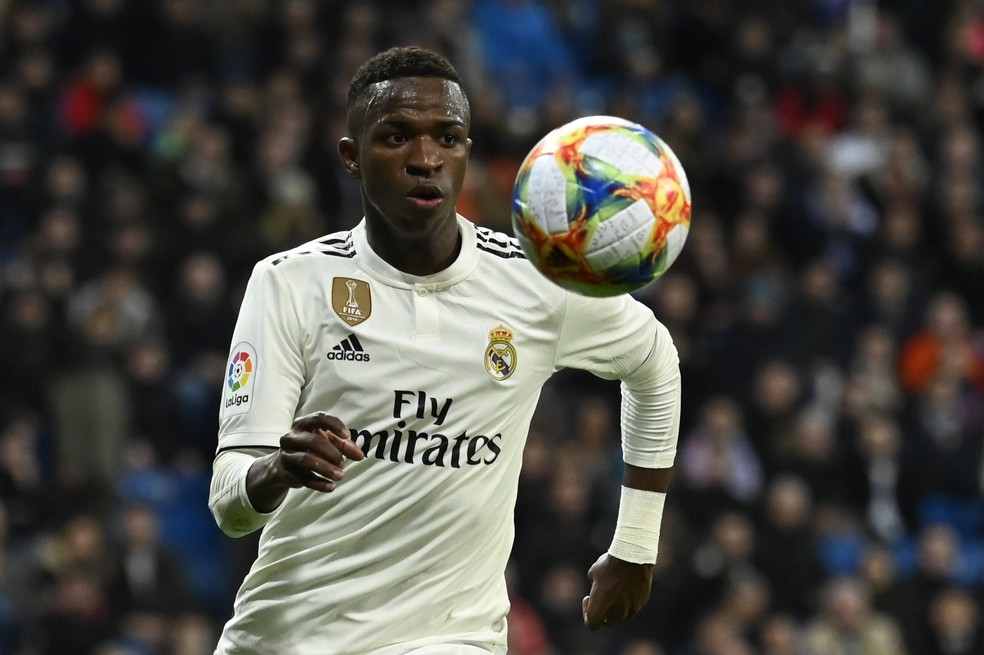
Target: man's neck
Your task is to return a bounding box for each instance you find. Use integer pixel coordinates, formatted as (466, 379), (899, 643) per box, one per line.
(368, 224), (462, 276)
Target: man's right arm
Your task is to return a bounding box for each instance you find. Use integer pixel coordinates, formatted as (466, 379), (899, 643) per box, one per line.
(209, 413), (366, 538)
(210, 448), (278, 538)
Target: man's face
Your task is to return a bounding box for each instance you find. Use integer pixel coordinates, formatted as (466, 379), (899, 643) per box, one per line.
(343, 76), (471, 241)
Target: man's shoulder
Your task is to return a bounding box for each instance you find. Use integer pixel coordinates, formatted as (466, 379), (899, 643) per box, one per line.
(472, 224), (526, 262)
(467, 221), (573, 312)
(261, 230), (357, 270)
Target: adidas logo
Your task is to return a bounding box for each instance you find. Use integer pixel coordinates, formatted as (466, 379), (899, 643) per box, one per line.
(327, 334), (370, 362)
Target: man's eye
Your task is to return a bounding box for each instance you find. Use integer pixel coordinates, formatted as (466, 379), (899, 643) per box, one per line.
(441, 134), (459, 145)
(387, 133), (407, 144)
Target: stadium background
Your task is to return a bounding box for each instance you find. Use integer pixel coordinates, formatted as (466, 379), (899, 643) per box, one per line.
(0, 0), (983, 653)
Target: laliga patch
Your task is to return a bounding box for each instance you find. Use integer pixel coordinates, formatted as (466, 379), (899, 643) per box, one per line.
(222, 342), (256, 416)
(332, 277), (372, 326)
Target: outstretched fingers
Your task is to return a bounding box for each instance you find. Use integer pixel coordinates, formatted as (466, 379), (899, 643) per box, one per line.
(277, 412), (366, 492)
(292, 411), (350, 438)
(316, 428), (366, 462)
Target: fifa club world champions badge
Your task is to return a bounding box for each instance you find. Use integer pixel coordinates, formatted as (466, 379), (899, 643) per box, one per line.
(332, 277), (372, 326)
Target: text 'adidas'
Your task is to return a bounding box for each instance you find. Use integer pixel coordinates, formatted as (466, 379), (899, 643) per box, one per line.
(327, 334), (371, 362)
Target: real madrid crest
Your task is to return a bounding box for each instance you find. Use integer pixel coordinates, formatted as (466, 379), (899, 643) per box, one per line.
(485, 325), (517, 381)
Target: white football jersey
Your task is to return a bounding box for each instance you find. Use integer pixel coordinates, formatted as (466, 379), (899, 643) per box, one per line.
(211, 215), (679, 655)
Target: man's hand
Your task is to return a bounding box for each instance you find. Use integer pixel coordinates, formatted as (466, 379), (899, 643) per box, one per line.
(246, 412), (366, 512)
(581, 553), (654, 630)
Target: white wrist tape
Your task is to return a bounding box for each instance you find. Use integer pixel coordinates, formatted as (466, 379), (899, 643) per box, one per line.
(608, 486), (666, 564)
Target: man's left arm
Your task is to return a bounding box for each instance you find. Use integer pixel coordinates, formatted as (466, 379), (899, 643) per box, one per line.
(581, 318), (681, 630)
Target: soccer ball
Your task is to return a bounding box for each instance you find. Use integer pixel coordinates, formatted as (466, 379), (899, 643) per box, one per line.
(512, 115), (692, 297)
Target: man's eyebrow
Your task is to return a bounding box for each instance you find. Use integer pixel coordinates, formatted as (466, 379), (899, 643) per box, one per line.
(375, 117), (467, 129)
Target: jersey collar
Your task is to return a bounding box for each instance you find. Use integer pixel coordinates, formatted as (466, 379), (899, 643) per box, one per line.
(352, 214), (480, 290)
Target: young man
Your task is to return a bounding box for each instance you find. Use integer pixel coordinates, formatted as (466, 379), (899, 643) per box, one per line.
(209, 46), (681, 655)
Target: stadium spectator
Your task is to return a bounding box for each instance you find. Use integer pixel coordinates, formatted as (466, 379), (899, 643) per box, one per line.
(679, 396), (763, 518)
(803, 576), (907, 655)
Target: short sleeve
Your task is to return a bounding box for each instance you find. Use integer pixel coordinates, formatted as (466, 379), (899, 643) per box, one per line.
(217, 260), (306, 452)
(554, 292), (658, 379)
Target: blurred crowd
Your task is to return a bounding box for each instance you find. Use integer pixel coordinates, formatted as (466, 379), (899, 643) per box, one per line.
(0, 0), (983, 654)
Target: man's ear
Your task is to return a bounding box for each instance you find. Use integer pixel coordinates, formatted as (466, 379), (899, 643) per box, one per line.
(338, 137), (361, 179)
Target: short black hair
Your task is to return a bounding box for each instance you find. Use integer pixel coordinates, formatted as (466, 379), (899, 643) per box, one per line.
(346, 46), (466, 133)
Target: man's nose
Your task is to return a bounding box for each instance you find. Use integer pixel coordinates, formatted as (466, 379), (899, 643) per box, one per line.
(406, 137), (443, 176)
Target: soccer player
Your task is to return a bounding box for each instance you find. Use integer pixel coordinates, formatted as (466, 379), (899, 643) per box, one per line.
(209, 46), (681, 654)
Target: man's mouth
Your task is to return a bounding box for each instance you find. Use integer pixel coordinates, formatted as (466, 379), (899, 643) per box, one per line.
(407, 185), (444, 208)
